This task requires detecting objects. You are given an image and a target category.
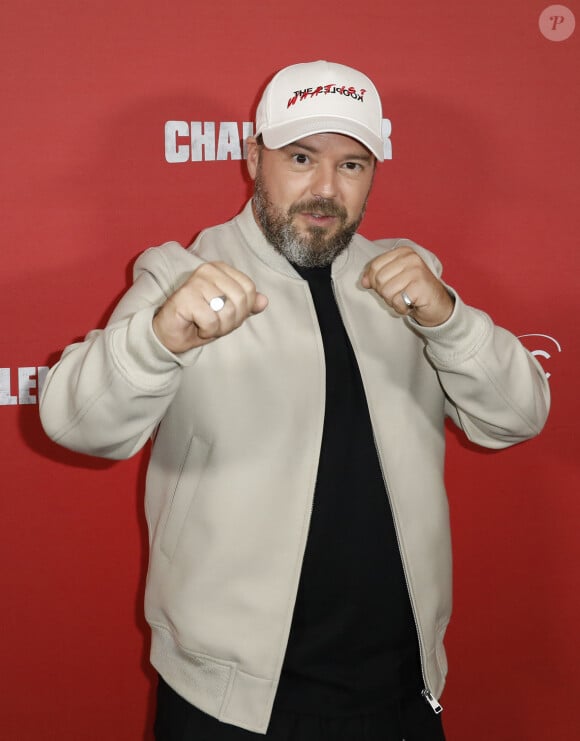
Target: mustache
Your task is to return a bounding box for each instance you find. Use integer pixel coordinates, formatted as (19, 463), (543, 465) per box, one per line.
(288, 199), (348, 220)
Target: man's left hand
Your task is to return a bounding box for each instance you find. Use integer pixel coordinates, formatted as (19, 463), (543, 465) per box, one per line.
(361, 246), (455, 327)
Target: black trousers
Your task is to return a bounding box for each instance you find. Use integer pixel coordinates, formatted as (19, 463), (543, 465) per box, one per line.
(154, 676), (446, 741)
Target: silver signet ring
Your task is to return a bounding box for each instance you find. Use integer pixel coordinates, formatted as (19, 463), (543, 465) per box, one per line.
(209, 295), (227, 312)
(401, 291), (414, 309)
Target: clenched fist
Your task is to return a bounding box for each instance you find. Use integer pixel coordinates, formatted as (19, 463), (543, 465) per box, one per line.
(361, 246), (454, 327)
(152, 261), (268, 353)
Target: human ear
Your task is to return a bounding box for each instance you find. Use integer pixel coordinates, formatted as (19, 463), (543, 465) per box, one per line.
(246, 137), (260, 181)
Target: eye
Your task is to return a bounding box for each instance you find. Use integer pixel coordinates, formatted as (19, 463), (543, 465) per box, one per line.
(291, 153), (310, 165)
(342, 161), (363, 172)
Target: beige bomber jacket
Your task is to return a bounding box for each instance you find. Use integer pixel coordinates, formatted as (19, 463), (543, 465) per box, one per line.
(40, 201), (550, 733)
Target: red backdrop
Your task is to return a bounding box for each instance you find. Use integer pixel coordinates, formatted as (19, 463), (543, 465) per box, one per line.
(1, 1), (578, 738)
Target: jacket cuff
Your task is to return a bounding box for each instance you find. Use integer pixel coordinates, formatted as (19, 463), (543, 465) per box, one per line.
(107, 305), (202, 391)
(409, 289), (493, 367)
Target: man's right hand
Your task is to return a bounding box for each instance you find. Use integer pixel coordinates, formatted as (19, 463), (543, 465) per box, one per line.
(152, 261), (268, 353)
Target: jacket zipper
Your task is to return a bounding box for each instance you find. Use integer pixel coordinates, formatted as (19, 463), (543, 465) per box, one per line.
(370, 424), (444, 715)
(330, 276), (443, 715)
(422, 688), (443, 714)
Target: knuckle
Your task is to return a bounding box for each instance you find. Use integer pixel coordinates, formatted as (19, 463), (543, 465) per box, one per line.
(195, 262), (213, 276)
(206, 314), (221, 334)
(191, 265), (215, 286)
(238, 273), (256, 294)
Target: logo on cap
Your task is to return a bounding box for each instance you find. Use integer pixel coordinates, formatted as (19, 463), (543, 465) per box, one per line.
(287, 84), (368, 108)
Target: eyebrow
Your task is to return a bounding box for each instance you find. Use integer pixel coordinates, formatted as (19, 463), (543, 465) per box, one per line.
(285, 140), (373, 163)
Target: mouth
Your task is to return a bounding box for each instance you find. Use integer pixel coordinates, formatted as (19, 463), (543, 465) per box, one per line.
(300, 212), (339, 227)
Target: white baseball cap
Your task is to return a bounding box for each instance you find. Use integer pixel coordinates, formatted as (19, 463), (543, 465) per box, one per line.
(255, 60), (385, 162)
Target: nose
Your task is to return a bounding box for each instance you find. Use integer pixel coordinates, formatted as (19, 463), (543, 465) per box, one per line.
(310, 162), (338, 199)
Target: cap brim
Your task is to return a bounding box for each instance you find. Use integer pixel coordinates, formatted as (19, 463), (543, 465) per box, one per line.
(259, 116), (385, 162)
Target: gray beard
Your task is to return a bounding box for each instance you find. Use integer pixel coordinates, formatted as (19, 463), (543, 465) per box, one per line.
(253, 174), (365, 268)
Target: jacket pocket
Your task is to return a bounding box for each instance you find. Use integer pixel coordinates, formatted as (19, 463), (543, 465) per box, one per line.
(160, 434), (211, 561)
(435, 621), (449, 679)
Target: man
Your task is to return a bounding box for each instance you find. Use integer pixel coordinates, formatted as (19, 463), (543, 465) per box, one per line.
(40, 61), (550, 740)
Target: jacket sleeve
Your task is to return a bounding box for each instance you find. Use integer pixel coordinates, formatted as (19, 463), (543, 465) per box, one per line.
(39, 243), (204, 459)
(390, 239), (550, 448)
(412, 290), (549, 449)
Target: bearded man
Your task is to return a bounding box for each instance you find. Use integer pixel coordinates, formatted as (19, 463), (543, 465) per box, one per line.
(40, 61), (549, 740)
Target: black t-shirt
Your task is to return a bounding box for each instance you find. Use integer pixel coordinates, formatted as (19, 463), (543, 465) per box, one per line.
(275, 264), (422, 716)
